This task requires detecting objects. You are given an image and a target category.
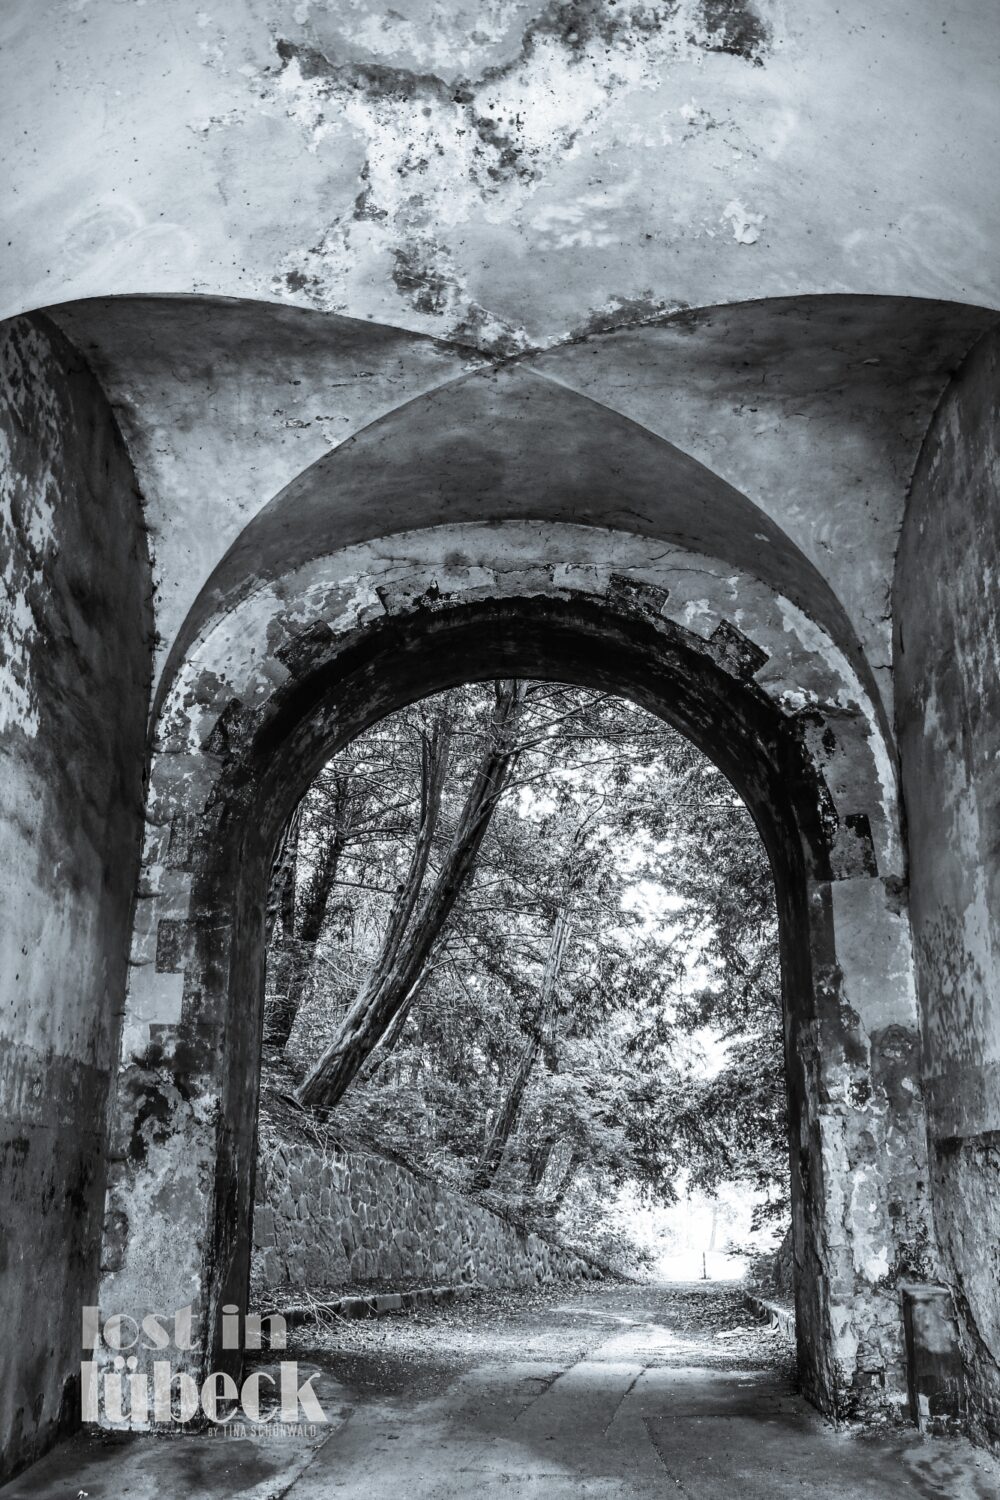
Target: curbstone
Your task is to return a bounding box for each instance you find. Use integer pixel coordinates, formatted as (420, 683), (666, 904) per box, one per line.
(744, 1292), (795, 1339)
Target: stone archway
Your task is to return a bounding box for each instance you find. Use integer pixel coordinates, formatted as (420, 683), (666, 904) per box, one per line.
(100, 516), (935, 1424)
(0, 0), (996, 1472)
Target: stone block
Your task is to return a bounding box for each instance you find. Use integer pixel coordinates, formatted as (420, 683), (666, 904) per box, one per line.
(902, 1285), (966, 1432)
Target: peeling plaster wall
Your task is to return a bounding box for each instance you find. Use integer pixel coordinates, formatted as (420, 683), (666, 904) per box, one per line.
(895, 325), (1000, 1446)
(3, 1), (999, 338)
(0, 317), (153, 1481)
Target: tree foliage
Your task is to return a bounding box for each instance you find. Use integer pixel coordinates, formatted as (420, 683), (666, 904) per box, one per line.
(262, 680), (788, 1266)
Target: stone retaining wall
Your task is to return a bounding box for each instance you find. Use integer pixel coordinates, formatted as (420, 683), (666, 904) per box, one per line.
(253, 1137), (604, 1291)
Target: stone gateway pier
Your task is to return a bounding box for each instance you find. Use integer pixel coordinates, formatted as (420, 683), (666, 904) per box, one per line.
(1, 2), (999, 1494)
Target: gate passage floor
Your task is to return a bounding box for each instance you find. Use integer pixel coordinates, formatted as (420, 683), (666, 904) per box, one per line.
(4, 1281), (997, 1499)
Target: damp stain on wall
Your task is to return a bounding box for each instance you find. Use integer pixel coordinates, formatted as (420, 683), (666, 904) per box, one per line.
(222, 0), (775, 350)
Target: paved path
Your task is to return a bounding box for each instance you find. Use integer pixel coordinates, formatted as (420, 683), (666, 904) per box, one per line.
(4, 1282), (998, 1498)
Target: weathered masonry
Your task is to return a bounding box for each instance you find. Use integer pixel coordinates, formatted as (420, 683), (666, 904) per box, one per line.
(1, 0), (999, 1480)
(253, 1133), (606, 1292)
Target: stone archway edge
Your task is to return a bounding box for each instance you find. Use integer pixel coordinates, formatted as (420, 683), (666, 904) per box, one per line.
(100, 519), (938, 1427)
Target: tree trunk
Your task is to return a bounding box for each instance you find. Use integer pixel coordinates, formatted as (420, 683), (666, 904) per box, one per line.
(297, 685), (527, 1110)
(526, 1133), (556, 1189)
(265, 804), (301, 947)
(550, 1149), (580, 1211)
(472, 1033), (542, 1193)
(471, 904), (571, 1191)
(532, 1135), (571, 1198)
(265, 782), (350, 1047)
(533, 1144), (581, 1219)
(262, 806), (302, 1045)
(367, 980), (418, 1066)
(358, 943), (442, 1083)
